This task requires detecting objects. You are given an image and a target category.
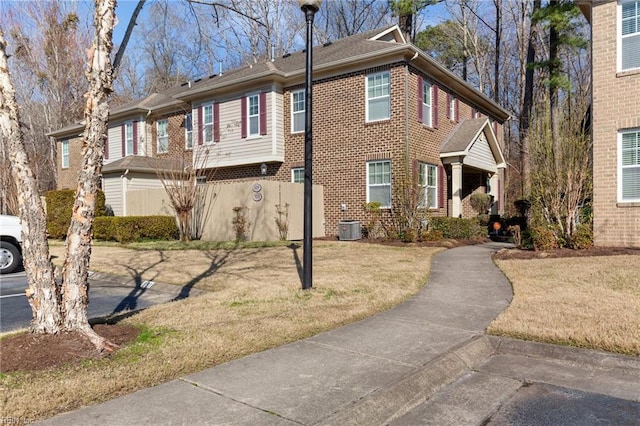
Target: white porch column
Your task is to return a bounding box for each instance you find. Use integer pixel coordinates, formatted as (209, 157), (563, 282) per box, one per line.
(489, 173), (499, 215)
(451, 162), (463, 218)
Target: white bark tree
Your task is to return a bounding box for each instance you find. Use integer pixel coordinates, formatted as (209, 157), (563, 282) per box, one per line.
(0, 0), (119, 351)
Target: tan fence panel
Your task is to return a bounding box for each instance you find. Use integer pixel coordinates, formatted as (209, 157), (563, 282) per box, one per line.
(126, 180), (324, 241)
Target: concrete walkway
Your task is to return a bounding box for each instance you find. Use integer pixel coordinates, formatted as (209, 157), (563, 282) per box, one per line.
(38, 242), (640, 425)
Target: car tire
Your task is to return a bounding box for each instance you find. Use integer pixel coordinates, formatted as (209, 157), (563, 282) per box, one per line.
(0, 241), (21, 274)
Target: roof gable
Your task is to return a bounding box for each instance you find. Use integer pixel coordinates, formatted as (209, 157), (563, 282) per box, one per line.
(440, 118), (506, 173)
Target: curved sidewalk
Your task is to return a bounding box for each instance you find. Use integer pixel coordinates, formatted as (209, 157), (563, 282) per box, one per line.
(39, 242), (640, 425)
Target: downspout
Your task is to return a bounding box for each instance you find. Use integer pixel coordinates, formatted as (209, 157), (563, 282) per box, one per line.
(405, 52), (419, 169)
(122, 168), (129, 216)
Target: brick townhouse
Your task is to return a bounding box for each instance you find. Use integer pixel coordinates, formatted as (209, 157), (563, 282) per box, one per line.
(579, 1), (640, 247)
(50, 24), (510, 239)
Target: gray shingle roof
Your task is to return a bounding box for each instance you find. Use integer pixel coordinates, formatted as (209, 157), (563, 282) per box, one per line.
(440, 118), (488, 154)
(102, 155), (185, 174)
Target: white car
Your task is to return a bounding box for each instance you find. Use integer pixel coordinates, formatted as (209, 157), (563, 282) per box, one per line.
(0, 214), (23, 274)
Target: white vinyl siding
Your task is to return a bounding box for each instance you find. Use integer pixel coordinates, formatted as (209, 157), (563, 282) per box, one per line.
(125, 122), (134, 156)
(292, 167), (304, 183)
(203, 104), (214, 145)
(620, 0), (640, 71)
(185, 113), (193, 149)
(291, 90), (305, 133)
(248, 94), (260, 136)
(619, 129), (640, 201)
(419, 163), (438, 209)
(157, 119), (169, 153)
(422, 80), (432, 127)
(366, 71), (390, 122)
(367, 160), (391, 207)
(61, 140), (69, 169)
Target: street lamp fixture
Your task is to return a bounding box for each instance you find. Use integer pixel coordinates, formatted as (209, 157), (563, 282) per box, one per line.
(298, 0), (321, 290)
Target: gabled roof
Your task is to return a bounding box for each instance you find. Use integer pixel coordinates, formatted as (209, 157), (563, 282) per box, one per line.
(102, 155), (185, 174)
(440, 118), (506, 172)
(50, 25), (510, 139)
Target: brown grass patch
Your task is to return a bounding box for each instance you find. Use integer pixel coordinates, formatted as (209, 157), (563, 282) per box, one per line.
(490, 255), (640, 356)
(2, 242), (441, 422)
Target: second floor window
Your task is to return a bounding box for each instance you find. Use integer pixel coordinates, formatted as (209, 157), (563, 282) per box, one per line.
(157, 119), (169, 153)
(61, 140), (69, 169)
(422, 80), (432, 127)
(203, 104), (214, 145)
(248, 94), (260, 136)
(125, 122), (134, 155)
(366, 71), (390, 122)
(621, 0), (640, 71)
(292, 90), (305, 133)
(185, 113), (193, 149)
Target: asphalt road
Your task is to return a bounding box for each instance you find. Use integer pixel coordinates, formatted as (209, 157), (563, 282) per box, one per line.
(0, 271), (195, 333)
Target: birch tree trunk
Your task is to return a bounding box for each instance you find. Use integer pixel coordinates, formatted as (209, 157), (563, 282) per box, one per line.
(0, 29), (63, 333)
(60, 0), (117, 351)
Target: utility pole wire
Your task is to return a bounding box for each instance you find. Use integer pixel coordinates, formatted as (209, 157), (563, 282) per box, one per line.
(113, 0), (146, 72)
(187, 0), (267, 27)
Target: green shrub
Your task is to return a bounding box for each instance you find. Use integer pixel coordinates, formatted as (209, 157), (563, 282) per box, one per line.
(571, 223), (593, 249)
(428, 217), (485, 240)
(419, 229), (443, 241)
(46, 189), (106, 239)
(470, 193), (491, 215)
(529, 225), (559, 251)
(94, 216), (178, 243)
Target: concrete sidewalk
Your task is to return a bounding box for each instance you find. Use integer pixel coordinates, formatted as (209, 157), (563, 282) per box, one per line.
(38, 242), (640, 425)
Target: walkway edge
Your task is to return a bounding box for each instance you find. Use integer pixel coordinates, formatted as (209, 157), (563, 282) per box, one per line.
(319, 335), (498, 426)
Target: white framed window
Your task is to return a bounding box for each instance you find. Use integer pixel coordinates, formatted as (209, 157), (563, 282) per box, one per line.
(185, 113), (193, 150)
(248, 94), (260, 136)
(61, 140), (69, 169)
(448, 95), (456, 120)
(125, 121), (134, 155)
(619, 129), (640, 202)
(203, 104), (214, 145)
(422, 80), (432, 127)
(419, 163), (438, 209)
(367, 160), (392, 208)
(366, 71), (390, 122)
(291, 90), (305, 133)
(620, 0), (640, 71)
(157, 119), (169, 153)
(291, 167), (304, 183)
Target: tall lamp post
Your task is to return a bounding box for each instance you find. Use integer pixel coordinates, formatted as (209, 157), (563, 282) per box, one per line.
(298, 0), (321, 290)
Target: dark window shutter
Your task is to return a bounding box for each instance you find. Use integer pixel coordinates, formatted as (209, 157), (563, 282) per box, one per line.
(214, 103), (220, 143)
(197, 106), (203, 145)
(455, 98), (460, 122)
(411, 159), (418, 183)
(241, 96), (247, 138)
(132, 121), (138, 155)
(121, 124), (125, 156)
(105, 134), (109, 159)
(259, 92), (267, 135)
(433, 85), (439, 129)
(417, 76), (423, 123)
(446, 93), (451, 119)
(493, 120), (499, 136)
(438, 165), (445, 209)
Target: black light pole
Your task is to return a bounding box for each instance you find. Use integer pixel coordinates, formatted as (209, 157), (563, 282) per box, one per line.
(299, 0), (321, 290)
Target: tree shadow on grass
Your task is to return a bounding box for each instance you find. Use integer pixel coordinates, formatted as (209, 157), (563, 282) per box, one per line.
(110, 250), (166, 315)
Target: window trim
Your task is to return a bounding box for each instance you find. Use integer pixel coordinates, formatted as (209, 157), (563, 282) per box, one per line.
(61, 140), (69, 169)
(618, 128), (640, 202)
(157, 118), (169, 153)
(202, 103), (214, 145)
(366, 71), (391, 123)
(291, 90), (305, 134)
(419, 162), (438, 209)
(366, 160), (392, 208)
(185, 112), (193, 150)
(422, 79), (433, 127)
(291, 167), (304, 183)
(247, 93), (260, 137)
(618, 0), (640, 72)
(124, 121), (135, 156)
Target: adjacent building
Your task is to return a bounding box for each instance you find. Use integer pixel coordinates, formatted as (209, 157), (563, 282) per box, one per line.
(50, 25), (510, 239)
